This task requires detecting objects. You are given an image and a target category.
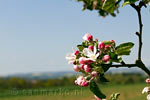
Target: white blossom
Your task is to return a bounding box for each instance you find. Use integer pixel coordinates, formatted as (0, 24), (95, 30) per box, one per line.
(142, 87), (150, 94)
(65, 53), (76, 64)
(147, 94), (150, 100)
(83, 46), (99, 61)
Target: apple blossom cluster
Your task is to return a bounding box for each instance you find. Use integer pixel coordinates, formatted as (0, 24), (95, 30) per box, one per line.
(142, 78), (150, 100)
(66, 33), (122, 87)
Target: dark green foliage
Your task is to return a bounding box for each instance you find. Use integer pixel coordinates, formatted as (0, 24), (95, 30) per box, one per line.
(0, 73), (145, 89)
(123, 0), (139, 6)
(89, 81), (106, 99)
(77, 0), (121, 17)
(76, 0), (149, 17)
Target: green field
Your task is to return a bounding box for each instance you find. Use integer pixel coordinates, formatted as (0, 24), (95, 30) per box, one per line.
(0, 83), (147, 100)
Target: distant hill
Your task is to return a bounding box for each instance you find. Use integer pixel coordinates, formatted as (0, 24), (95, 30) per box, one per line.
(107, 67), (146, 74)
(5, 67), (148, 80)
(6, 71), (78, 80)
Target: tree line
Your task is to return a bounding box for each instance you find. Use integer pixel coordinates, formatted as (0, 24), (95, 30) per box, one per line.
(0, 73), (146, 89)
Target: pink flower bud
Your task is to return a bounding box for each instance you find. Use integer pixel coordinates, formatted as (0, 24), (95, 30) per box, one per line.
(83, 33), (93, 41)
(91, 71), (98, 77)
(94, 95), (101, 100)
(80, 64), (85, 70)
(86, 60), (93, 64)
(74, 50), (79, 55)
(88, 45), (94, 51)
(98, 42), (105, 49)
(87, 35), (93, 41)
(146, 78), (150, 84)
(76, 76), (84, 86)
(110, 40), (115, 43)
(73, 65), (80, 72)
(81, 81), (89, 87)
(105, 45), (111, 49)
(95, 38), (98, 42)
(101, 0), (105, 2)
(102, 55), (110, 62)
(84, 65), (91, 72)
(79, 57), (87, 64)
(75, 80), (78, 85)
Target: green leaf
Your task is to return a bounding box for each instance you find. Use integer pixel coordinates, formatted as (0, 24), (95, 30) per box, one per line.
(95, 66), (104, 74)
(143, 0), (150, 4)
(77, 45), (84, 52)
(89, 81), (106, 99)
(102, 0), (116, 13)
(110, 52), (118, 59)
(115, 42), (134, 55)
(102, 64), (111, 72)
(110, 93), (120, 100)
(82, 41), (89, 47)
(103, 41), (113, 45)
(122, 0), (139, 7)
(110, 52), (122, 62)
(116, 50), (131, 55)
(116, 42), (134, 50)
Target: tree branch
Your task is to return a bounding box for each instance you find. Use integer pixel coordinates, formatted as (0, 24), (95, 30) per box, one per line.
(131, 3), (143, 60)
(129, 2), (150, 76)
(136, 6), (143, 61)
(110, 64), (137, 68)
(105, 2), (150, 76)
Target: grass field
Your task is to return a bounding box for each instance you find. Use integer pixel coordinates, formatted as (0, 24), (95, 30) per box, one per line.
(0, 83), (147, 100)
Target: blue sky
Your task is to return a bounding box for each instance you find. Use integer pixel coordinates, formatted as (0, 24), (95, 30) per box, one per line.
(0, 0), (150, 75)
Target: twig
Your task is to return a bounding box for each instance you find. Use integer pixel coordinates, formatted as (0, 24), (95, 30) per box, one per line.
(110, 64), (137, 68)
(104, 2), (150, 76)
(131, 3), (143, 60)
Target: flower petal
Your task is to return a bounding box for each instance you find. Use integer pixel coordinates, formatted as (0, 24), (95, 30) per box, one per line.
(94, 46), (97, 55)
(83, 48), (92, 57)
(95, 53), (100, 58)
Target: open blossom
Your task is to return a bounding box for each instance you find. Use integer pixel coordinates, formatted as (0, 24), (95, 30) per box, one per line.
(83, 33), (93, 41)
(83, 46), (99, 61)
(75, 76), (84, 85)
(102, 55), (110, 62)
(146, 78), (150, 84)
(147, 94), (150, 100)
(142, 87), (150, 94)
(75, 76), (89, 87)
(66, 53), (76, 64)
